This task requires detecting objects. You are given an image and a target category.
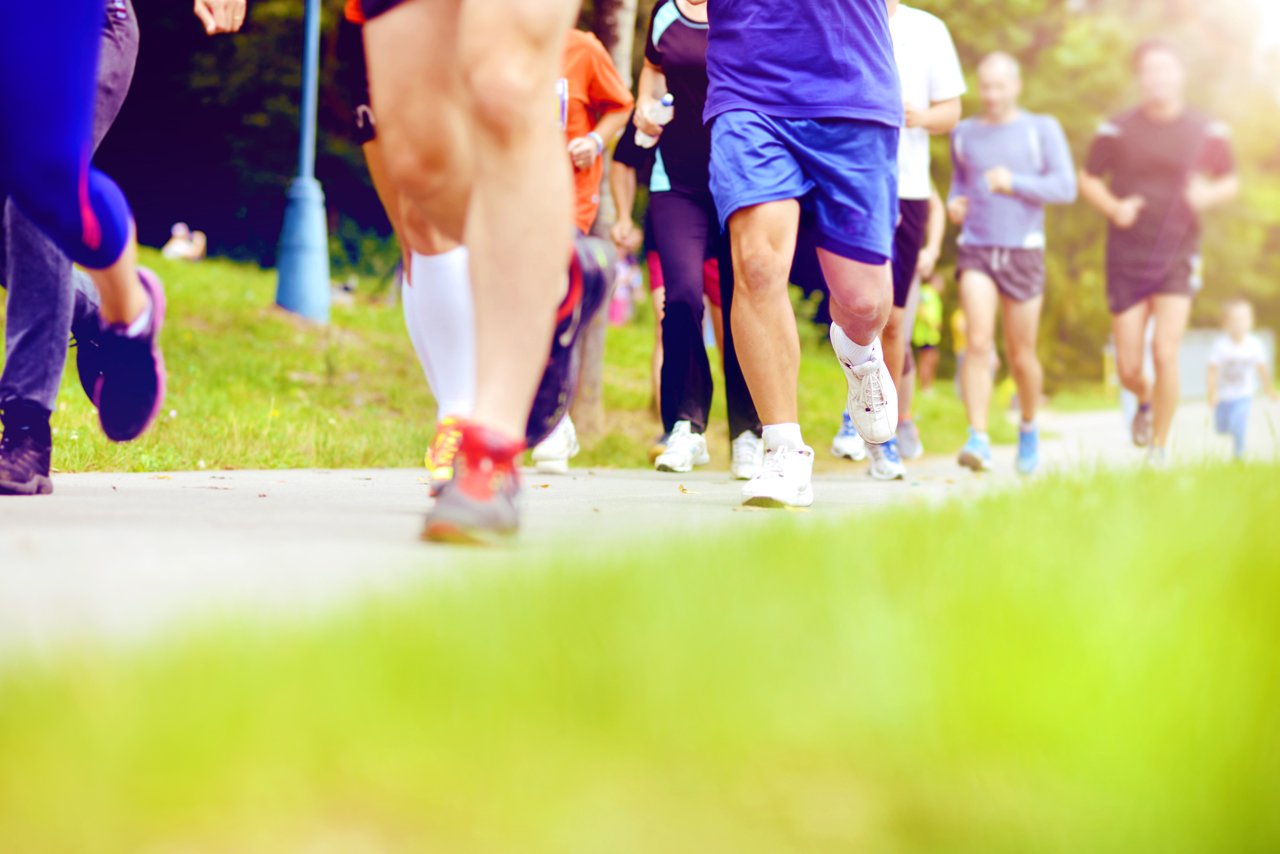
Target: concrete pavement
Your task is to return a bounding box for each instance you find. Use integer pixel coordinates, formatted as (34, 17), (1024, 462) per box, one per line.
(2, 398), (1276, 652)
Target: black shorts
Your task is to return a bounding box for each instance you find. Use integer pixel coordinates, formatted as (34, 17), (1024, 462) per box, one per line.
(1105, 254), (1199, 315)
(956, 245), (1046, 302)
(891, 198), (930, 308)
(336, 17), (376, 145)
(361, 0), (406, 18)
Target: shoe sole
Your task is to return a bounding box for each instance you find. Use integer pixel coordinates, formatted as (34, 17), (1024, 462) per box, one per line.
(0, 474), (53, 496)
(831, 446), (868, 461)
(421, 519), (513, 546)
(535, 460), (570, 474)
(655, 460), (693, 473)
(868, 468), (905, 481)
(742, 485), (814, 508)
(957, 451), (992, 472)
(731, 467), (761, 481)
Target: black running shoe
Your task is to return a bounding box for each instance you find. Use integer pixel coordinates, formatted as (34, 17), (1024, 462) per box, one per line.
(423, 421), (523, 545)
(525, 234), (615, 447)
(93, 268), (168, 443)
(0, 399), (53, 496)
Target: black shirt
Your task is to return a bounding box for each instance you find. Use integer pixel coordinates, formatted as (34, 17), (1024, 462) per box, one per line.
(1085, 107), (1235, 280)
(644, 0), (711, 194)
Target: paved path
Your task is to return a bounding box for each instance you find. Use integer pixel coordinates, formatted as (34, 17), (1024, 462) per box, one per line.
(2, 398), (1277, 652)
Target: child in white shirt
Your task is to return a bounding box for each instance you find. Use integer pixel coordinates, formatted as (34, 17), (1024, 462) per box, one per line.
(1206, 299), (1277, 459)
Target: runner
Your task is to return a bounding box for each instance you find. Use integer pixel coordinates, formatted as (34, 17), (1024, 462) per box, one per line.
(1079, 38), (1238, 465)
(634, 0), (763, 478)
(531, 26), (634, 474)
(336, 0), (472, 492)
(948, 52), (1076, 475)
(692, 0), (902, 508)
(0, 1), (232, 495)
(361, 0), (615, 542)
(853, 0), (963, 481)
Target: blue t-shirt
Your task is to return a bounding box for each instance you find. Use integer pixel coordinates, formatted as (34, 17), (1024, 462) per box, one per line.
(702, 0), (903, 127)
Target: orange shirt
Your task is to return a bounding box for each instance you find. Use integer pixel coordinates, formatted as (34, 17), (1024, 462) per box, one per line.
(344, 0), (365, 24)
(560, 30), (634, 233)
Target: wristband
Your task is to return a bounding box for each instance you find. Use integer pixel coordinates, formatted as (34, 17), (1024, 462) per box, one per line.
(587, 131), (604, 157)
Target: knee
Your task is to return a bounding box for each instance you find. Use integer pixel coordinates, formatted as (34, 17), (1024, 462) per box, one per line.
(1116, 359), (1145, 389)
(462, 15), (561, 144)
(1152, 341), (1180, 372)
(830, 287), (888, 328)
(733, 243), (786, 297)
(1009, 343), (1040, 374)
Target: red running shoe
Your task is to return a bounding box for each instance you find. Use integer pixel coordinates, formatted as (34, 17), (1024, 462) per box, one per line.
(422, 421), (524, 545)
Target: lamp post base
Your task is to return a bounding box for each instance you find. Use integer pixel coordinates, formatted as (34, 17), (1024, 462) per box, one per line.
(275, 176), (330, 323)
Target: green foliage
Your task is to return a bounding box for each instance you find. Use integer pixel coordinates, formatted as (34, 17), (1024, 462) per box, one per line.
(2, 465), (1278, 852)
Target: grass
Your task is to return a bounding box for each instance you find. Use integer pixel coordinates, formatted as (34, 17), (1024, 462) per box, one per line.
(0, 251), (1014, 473)
(1, 463), (1278, 852)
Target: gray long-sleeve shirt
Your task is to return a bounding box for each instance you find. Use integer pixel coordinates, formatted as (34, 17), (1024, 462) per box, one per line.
(949, 111), (1077, 249)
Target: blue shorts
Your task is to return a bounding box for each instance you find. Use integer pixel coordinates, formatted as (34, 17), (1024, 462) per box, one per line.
(709, 110), (898, 264)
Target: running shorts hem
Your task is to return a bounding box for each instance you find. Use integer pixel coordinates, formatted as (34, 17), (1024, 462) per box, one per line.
(361, 0), (406, 19)
(956, 245), (1046, 303)
(709, 110), (897, 263)
(1105, 254), (1199, 315)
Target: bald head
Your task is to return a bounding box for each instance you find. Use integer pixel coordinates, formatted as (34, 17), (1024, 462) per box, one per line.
(977, 52), (1023, 122)
(978, 52), (1021, 81)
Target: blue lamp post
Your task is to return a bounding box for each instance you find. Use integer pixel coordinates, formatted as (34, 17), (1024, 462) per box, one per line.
(275, 0), (330, 322)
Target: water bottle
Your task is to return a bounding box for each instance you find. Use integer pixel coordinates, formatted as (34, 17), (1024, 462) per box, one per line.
(634, 94), (675, 148)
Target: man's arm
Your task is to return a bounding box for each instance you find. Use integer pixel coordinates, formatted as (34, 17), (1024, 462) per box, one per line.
(905, 97), (961, 136)
(609, 159), (642, 252)
(193, 0), (247, 34)
(1079, 169), (1144, 229)
(1186, 173), (1240, 213)
(947, 130), (969, 225)
(1006, 117), (1077, 205)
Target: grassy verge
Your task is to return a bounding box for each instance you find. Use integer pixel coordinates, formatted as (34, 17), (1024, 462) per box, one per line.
(0, 252), (1015, 472)
(1, 464), (1277, 852)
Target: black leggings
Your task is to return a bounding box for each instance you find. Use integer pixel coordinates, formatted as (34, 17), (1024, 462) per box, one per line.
(649, 189), (759, 438)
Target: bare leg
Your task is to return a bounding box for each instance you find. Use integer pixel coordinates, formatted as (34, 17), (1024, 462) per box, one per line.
(83, 224), (146, 326)
(958, 270), (999, 433)
(1111, 299), (1154, 404)
(1001, 293), (1044, 425)
(918, 347), (939, 390)
(367, 0), (574, 440)
(709, 300), (724, 364)
(1150, 294), (1191, 448)
(881, 305), (908, 414)
(819, 250), (892, 347)
(363, 139), (459, 272)
(728, 201), (801, 424)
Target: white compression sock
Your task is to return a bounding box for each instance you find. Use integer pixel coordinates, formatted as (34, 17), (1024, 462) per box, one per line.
(762, 422), (804, 453)
(829, 323), (874, 365)
(404, 247), (476, 420)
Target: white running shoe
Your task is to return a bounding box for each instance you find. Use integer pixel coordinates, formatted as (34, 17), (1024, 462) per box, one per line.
(742, 444), (815, 508)
(655, 420), (710, 473)
(731, 431), (764, 480)
(836, 337), (898, 445)
(866, 437), (906, 481)
(531, 414), (579, 474)
(830, 409), (867, 461)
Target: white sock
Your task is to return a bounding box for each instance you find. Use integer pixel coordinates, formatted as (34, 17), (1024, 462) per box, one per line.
(404, 247), (476, 420)
(124, 297), (152, 338)
(830, 323), (874, 365)
(1021, 418), (1036, 433)
(762, 422), (804, 453)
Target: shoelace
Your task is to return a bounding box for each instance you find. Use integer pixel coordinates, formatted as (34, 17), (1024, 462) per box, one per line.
(758, 446), (808, 479)
(432, 428), (462, 466)
(858, 360), (886, 413)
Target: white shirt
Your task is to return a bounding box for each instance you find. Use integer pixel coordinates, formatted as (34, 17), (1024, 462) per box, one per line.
(889, 5), (967, 200)
(1209, 334), (1268, 401)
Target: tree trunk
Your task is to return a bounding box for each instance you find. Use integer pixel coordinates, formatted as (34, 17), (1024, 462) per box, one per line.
(571, 0), (639, 436)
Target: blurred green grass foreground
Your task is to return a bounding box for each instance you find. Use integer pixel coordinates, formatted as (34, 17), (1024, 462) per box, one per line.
(2, 464), (1278, 853)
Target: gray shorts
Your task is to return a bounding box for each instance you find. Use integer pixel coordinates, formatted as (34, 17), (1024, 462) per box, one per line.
(956, 245), (1045, 302)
